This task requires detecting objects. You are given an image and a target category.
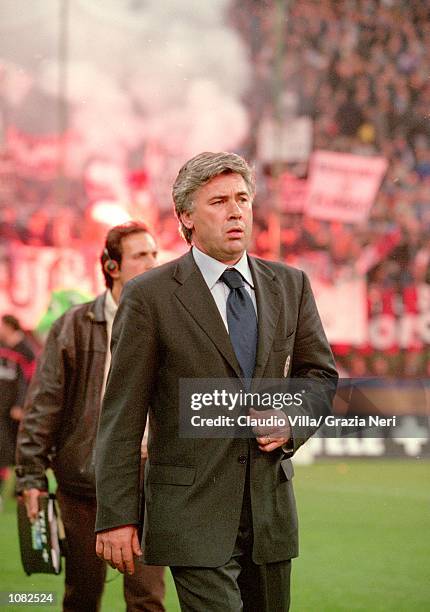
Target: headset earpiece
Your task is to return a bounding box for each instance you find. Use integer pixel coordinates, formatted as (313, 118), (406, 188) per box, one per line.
(105, 260), (118, 272)
(103, 248), (118, 273)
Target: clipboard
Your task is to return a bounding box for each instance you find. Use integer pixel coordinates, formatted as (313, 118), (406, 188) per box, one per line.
(17, 494), (66, 575)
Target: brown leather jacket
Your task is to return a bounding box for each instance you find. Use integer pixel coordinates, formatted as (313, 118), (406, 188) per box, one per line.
(15, 294), (108, 497)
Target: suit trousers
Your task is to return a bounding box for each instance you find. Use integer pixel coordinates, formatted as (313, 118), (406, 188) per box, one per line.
(170, 459), (291, 612)
(56, 489), (165, 612)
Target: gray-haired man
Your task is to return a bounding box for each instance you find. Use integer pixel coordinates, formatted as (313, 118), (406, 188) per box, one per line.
(95, 153), (337, 611)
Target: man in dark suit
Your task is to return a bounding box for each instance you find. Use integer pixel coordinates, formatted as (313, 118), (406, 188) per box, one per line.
(95, 152), (338, 611)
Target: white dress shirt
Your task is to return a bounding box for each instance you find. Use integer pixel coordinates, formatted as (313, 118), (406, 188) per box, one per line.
(102, 289), (118, 399)
(192, 246), (257, 330)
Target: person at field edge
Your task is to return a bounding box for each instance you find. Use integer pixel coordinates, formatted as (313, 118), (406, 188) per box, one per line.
(16, 221), (166, 612)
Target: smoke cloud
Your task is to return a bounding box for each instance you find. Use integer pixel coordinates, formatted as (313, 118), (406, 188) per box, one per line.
(0, 0), (250, 203)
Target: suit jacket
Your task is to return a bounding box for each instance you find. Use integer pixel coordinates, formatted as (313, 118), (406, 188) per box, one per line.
(95, 251), (337, 566)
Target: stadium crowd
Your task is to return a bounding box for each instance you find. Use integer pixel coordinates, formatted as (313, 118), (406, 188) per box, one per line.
(1, 0), (429, 377)
(231, 0), (430, 376)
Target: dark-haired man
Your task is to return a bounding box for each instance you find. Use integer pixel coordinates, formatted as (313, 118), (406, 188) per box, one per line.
(95, 154), (337, 611)
(16, 221), (165, 612)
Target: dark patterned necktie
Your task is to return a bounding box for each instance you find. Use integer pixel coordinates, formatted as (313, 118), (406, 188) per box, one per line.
(220, 268), (258, 382)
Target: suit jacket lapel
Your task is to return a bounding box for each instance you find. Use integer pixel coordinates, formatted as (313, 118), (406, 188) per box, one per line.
(249, 257), (282, 380)
(173, 252), (243, 378)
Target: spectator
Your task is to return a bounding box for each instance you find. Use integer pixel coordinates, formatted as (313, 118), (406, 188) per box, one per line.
(0, 314), (35, 508)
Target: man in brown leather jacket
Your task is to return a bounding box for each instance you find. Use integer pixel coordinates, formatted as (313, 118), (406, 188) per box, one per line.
(15, 221), (165, 612)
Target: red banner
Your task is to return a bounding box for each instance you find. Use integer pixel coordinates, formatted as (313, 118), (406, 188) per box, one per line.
(305, 150), (388, 223)
(367, 284), (430, 351)
(0, 243), (103, 328)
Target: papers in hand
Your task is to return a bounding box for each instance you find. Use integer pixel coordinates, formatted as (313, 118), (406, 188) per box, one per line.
(17, 494), (65, 575)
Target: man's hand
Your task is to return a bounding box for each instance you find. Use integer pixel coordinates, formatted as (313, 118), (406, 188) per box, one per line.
(10, 406), (24, 421)
(96, 525), (142, 575)
(249, 408), (291, 453)
(22, 488), (48, 522)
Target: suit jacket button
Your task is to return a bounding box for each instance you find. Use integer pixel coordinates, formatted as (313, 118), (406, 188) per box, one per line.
(238, 455), (247, 464)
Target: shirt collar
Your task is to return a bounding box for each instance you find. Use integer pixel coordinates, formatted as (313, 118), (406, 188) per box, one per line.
(192, 246), (254, 290)
(104, 289), (118, 324)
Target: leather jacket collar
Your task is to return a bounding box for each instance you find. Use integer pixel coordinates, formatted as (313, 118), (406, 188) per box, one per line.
(87, 292), (107, 323)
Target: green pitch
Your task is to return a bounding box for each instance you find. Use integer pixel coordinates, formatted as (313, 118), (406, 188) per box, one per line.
(1, 460), (428, 611)
(291, 460), (430, 611)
